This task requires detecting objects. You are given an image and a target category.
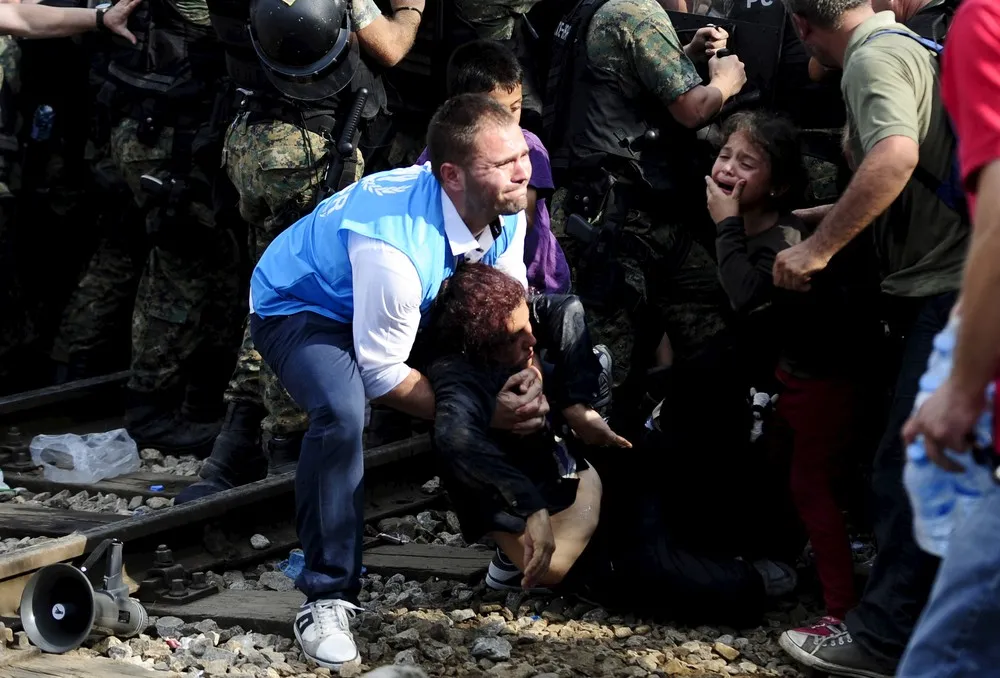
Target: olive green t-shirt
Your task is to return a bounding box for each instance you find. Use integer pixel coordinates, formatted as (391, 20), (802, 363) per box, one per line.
(841, 11), (968, 298)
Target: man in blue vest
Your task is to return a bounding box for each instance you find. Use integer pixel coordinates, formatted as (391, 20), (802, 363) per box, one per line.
(248, 93), (549, 669)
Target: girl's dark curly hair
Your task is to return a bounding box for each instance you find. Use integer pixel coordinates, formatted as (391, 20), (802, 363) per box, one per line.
(427, 263), (526, 362)
(720, 110), (807, 213)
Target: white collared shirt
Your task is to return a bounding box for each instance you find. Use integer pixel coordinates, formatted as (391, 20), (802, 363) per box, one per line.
(348, 188), (527, 400)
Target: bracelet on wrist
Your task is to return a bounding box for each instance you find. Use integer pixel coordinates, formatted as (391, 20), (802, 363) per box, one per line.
(394, 5), (422, 18)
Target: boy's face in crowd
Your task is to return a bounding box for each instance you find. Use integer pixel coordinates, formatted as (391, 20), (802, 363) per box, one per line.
(495, 299), (536, 369)
(711, 130), (774, 210)
(488, 84), (524, 126)
(465, 122), (532, 217)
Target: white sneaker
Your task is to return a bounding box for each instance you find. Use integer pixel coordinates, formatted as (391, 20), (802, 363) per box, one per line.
(485, 547), (551, 594)
(294, 598), (362, 669)
(485, 547), (523, 592)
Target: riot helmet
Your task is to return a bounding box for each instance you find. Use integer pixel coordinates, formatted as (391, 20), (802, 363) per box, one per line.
(248, 0), (359, 101)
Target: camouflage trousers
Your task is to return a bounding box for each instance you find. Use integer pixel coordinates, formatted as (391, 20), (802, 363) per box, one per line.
(550, 187), (730, 387)
(51, 233), (144, 364)
(52, 147), (140, 365)
(0, 36), (21, 98)
(109, 117), (243, 396)
(0, 195), (25, 383)
(0, 35), (20, 199)
(0, 37), (22, 377)
(222, 117), (364, 435)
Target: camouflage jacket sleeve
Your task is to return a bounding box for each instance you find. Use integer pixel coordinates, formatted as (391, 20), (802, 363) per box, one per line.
(630, 10), (703, 105)
(454, 0), (542, 40)
(352, 0), (382, 31)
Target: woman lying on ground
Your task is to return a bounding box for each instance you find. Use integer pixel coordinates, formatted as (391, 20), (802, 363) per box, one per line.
(425, 263), (798, 624)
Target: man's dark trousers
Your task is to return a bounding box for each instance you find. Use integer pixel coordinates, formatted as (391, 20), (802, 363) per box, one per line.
(846, 290), (957, 670)
(250, 311), (365, 603)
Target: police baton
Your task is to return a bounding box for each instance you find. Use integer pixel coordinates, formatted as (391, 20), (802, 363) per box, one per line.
(319, 88), (369, 201)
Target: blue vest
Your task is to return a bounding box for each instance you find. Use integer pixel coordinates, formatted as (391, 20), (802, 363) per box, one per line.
(249, 164), (520, 323)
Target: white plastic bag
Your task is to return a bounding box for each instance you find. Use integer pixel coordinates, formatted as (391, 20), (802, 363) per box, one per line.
(29, 429), (141, 484)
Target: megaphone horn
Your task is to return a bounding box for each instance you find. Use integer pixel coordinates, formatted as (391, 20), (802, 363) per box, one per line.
(19, 539), (148, 654)
(19, 563), (96, 654)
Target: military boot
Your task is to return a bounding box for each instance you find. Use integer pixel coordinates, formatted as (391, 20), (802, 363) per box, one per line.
(181, 380), (227, 424)
(174, 401), (268, 504)
(265, 432), (302, 476)
(124, 387), (222, 458)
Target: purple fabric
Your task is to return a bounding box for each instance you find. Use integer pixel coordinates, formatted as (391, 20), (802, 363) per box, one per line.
(415, 129), (571, 294)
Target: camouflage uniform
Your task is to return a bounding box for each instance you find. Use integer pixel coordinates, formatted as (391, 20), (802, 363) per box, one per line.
(51, 237), (142, 366)
(373, 129), (426, 174)
(101, 0), (243, 400)
(453, 0), (542, 40)
(111, 118), (242, 396)
(49, 162), (145, 369)
(0, 35), (20, 199)
(452, 0), (545, 131)
(221, 115), (365, 435)
(205, 0), (378, 436)
(550, 191), (728, 387)
(551, 0), (730, 386)
(50, 62), (146, 372)
(0, 35), (24, 381)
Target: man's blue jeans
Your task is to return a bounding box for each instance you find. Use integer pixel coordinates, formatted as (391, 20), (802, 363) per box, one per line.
(897, 483), (1000, 676)
(250, 311), (366, 603)
(845, 291), (956, 670)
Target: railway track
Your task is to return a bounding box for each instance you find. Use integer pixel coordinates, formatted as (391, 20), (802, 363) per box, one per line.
(0, 376), (819, 678)
(0, 373), (445, 626)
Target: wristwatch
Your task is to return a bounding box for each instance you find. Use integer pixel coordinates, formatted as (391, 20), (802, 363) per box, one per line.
(95, 3), (112, 33)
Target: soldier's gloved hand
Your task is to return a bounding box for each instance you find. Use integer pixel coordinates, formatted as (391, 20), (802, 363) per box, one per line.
(684, 25), (729, 61)
(103, 0), (142, 43)
(708, 52), (747, 100)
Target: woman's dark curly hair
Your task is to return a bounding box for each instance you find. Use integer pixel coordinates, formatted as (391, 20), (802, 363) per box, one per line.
(427, 263), (527, 362)
(720, 110), (807, 213)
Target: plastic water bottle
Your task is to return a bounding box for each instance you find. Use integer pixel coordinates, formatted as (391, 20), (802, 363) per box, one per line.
(905, 439), (955, 557)
(904, 317), (995, 557)
(951, 380), (995, 521)
(30, 105), (54, 142)
(279, 549), (304, 579)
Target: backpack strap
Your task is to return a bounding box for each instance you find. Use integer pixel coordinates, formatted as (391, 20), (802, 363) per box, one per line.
(859, 28), (968, 223)
(862, 28), (943, 54)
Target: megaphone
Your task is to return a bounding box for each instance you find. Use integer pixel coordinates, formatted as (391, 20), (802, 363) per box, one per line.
(19, 539), (148, 653)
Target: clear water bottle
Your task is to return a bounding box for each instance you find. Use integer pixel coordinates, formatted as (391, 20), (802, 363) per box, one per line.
(951, 380), (995, 522)
(905, 317), (995, 557)
(30, 105), (54, 142)
(905, 432), (956, 558)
